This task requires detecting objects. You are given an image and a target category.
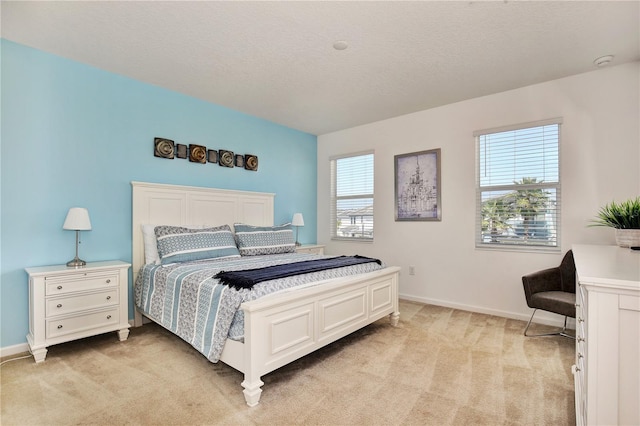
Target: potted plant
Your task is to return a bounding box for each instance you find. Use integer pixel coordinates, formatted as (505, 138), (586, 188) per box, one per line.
(591, 196), (640, 247)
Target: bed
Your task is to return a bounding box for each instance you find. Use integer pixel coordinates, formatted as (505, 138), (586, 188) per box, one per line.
(131, 181), (400, 406)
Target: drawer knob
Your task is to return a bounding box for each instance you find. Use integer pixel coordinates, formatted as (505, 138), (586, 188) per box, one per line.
(106, 296), (111, 300)
(57, 325), (63, 329)
(57, 285), (63, 290)
(107, 315), (112, 319)
(57, 304), (62, 308)
(106, 279), (111, 284)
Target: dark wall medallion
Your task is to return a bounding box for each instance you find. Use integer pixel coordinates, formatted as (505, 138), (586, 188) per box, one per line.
(207, 149), (218, 164)
(245, 154), (258, 171)
(189, 144), (207, 163)
(176, 144), (187, 159)
(219, 150), (235, 167)
(154, 138), (175, 159)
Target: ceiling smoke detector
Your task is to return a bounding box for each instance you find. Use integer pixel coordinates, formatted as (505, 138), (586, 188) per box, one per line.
(593, 55), (614, 67)
(333, 41), (348, 51)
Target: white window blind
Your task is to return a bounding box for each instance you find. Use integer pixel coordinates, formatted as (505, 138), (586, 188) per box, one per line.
(330, 152), (374, 241)
(475, 119), (561, 250)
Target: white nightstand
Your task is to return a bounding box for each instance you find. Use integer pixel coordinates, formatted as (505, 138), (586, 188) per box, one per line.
(25, 260), (131, 363)
(295, 244), (325, 255)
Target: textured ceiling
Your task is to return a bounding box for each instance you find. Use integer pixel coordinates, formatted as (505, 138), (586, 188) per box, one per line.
(2, 1), (639, 135)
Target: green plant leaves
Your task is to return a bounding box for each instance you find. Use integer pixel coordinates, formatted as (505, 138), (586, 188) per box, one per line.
(591, 197), (640, 229)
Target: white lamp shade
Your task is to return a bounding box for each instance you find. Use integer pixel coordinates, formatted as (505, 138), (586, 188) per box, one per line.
(63, 207), (92, 230)
(292, 213), (304, 227)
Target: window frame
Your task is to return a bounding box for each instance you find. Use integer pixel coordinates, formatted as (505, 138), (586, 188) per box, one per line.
(330, 150), (375, 242)
(474, 118), (562, 252)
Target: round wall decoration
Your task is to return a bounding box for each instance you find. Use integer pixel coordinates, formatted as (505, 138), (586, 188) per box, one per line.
(189, 144), (207, 163)
(245, 154), (258, 171)
(154, 138), (175, 159)
(219, 150), (235, 167)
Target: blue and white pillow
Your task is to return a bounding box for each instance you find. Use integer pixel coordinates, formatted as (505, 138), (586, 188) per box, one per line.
(234, 223), (296, 256)
(155, 224), (240, 265)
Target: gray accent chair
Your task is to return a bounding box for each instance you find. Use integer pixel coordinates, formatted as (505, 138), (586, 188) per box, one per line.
(522, 250), (576, 338)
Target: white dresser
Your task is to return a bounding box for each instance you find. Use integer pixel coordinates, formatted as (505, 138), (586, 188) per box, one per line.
(25, 260), (131, 362)
(572, 244), (640, 426)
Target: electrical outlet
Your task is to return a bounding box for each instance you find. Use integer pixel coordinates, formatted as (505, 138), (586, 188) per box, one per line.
(409, 265), (415, 275)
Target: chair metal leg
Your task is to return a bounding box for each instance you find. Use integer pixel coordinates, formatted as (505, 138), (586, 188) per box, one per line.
(524, 309), (575, 339)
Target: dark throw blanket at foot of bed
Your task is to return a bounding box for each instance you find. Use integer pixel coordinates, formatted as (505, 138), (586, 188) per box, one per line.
(214, 255), (382, 290)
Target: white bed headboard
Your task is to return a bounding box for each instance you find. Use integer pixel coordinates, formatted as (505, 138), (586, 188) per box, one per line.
(131, 181), (275, 279)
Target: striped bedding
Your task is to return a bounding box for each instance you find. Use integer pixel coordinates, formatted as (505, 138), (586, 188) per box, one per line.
(134, 252), (385, 362)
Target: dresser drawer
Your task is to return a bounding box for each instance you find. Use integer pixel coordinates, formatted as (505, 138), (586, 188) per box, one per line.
(45, 272), (118, 296)
(46, 308), (120, 339)
(46, 289), (118, 317)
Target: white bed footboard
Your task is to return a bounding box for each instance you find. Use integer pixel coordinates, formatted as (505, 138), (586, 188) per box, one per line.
(229, 266), (400, 406)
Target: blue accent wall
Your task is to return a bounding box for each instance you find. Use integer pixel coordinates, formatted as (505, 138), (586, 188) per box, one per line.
(0, 40), (317, 348)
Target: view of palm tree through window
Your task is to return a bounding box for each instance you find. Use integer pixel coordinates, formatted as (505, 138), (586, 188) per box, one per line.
(477, 122), (560, 248)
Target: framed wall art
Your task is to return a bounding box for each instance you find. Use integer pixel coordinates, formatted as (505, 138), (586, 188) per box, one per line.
(244, 154), (258, 171)
(218, 150), (235, 167)
(394, 148), (441, 221)
(189, 144), (207, 163)
(152, 138), (258, 172)
(154, 138), (175, 159)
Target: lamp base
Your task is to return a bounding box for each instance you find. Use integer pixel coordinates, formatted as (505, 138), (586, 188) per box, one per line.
(66, 257), (86, 268)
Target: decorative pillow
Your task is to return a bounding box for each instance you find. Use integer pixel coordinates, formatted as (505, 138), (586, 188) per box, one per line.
(142, 224), (207, 264)
(142, 224), (162, 265)
(155, 224), (240, 265)
(234, 223), (296, 256)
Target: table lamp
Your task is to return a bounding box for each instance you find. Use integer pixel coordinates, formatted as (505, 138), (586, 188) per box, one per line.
(63, 207), (92, 267)
(292, 213), (304, 246)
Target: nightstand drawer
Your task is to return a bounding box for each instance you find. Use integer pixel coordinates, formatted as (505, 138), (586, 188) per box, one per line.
(45, 272), (118, 296)
(46, 289), (118, 317)
(46, 308), (120, 339)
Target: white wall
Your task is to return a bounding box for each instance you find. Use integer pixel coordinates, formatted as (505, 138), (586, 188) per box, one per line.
(317, 62), (640, 326)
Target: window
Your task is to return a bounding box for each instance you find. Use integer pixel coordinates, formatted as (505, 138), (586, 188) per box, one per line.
(330, 151), (374, 241)
(475, 118), (561, 251)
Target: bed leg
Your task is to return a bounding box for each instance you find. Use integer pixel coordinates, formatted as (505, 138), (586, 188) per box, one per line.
(134, 309), (143, 327)
(390, 311), (400, 327)
(241, 377), (264, 407)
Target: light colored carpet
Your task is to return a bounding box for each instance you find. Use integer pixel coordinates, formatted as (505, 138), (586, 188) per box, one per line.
(1, 300), (575, 425)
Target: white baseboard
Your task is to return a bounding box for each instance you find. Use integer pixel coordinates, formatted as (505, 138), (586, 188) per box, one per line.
(0, 342), (30, 359)
(399, 293), (576, 330)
